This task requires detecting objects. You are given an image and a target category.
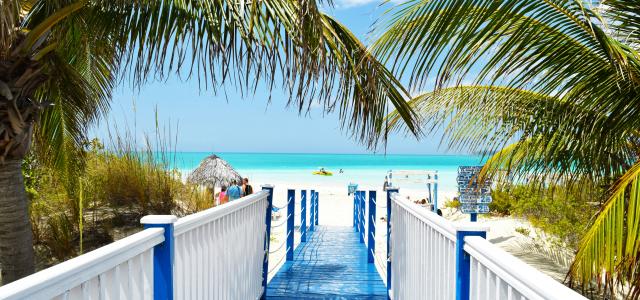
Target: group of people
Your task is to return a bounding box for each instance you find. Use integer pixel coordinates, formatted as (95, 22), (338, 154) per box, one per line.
(217, 178), (253, 205)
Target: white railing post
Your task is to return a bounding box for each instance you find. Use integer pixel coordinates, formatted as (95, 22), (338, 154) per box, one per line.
(141, 215), (178, 300)
(386, 188), (398, 300)
(455, 223), (488, 300)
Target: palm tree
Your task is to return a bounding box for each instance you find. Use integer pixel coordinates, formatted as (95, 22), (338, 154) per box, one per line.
(0, 0), (417, 284)
(375, 0), (640, 297)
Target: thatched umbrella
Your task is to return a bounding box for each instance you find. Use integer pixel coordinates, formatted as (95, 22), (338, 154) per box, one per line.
(187, 155), (242, 192)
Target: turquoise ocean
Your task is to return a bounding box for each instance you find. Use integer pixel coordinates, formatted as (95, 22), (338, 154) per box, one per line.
(172, 153), (485, 194)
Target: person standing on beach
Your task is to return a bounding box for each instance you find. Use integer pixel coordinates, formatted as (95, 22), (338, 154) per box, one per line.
(218, 186), (227, 205)
(227, 180), (242, 201)
(242, 178), (253, 196)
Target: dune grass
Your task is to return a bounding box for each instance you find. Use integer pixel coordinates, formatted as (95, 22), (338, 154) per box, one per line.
(25, 123), (211, 268)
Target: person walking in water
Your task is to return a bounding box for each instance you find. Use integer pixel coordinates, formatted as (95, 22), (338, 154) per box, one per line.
(242, 178), (253, 196)
(227, 180), (242, 201)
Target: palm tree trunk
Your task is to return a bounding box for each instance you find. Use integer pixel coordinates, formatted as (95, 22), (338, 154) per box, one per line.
(0, 158), (35, 284)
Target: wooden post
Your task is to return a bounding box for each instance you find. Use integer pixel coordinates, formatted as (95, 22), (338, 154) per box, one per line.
(286, 189), (295, 261)
(141, 215), (177, 300)
(386, 188), (399, 300)
(367, 190), (376, 263)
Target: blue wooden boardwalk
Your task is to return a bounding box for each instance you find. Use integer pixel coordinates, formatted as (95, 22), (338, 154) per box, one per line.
(267, 226), (386, 299)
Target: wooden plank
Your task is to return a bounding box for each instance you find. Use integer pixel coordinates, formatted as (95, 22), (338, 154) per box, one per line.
(267, 226), (386, 299)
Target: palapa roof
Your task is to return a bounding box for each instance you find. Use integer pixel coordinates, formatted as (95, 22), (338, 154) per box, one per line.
(187, 154), (242, 188)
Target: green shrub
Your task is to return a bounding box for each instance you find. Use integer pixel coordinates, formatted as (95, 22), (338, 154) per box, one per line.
(443, 199), (460, 209)
(515, 226), (530, 236)
(490, 181), (601, 249)
(488, 189), (512, 216)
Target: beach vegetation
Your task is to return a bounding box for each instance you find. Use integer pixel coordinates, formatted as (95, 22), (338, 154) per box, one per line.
(377, 0), (640, 296)
(26, 133), (211, 268)
(514, 227), (531, 237)
(491, 182), (600, 249)
(443, 198), (460, 210)
(0, 0), (419, 283)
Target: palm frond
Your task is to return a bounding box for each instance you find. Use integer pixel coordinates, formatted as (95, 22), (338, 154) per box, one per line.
(376, 0), (640, 296)
(373, 0), (640, 120)
(23, 0), (416, 148)
(602, 0), (640, 50)
(388, 86), (636, 182)
(0, 0), (20, 54)
(570, 159), (640, 296)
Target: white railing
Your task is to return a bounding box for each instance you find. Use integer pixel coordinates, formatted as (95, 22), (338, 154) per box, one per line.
(464, 236), (585, 300)
(390, 193), (457, 300)
(173, 190), (269, 300)
(388, 192), (587, 300)
(0, 228), (163, 300)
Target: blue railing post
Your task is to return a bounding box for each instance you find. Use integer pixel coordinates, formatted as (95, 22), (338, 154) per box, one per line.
(358, 191), (365, 243)
(314, 191), (319, 226)
(386, 188), (398, 300)
(141, 215), (178, 300)
(286, 189), (295, 261)
(301, 190), (307, 242)
(361, 191), (366, 241)
(354, 192), (359, 231)
(261, 185), (274, 300)
(455, 224), (488, 300)
(434, 171), (439, 213)
(367, 191), (376, 263)
(309, 189), (315, 232)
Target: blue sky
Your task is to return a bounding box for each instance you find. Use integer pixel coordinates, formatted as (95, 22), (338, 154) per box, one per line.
(90, 1), (455, 155)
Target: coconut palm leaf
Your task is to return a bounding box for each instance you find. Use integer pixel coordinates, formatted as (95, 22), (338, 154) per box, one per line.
(377, 0), (640, 296)
(5, 0), (418, 175)
(388, 86), (637, 182)
(23, 0), (416, 155)
(0, 0), (418, 282)
(374, 0), (640, 124)
(570, 160), (640, 296)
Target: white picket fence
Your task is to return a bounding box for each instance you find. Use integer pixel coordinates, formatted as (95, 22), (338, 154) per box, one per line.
(389, 192), (586, 300)
(0, 191), (270, 300)
(173, 190), (268, 299)
(390, 194), (457, 300)
(465, 236), (583, 300)
(0, 228), (163, 300)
